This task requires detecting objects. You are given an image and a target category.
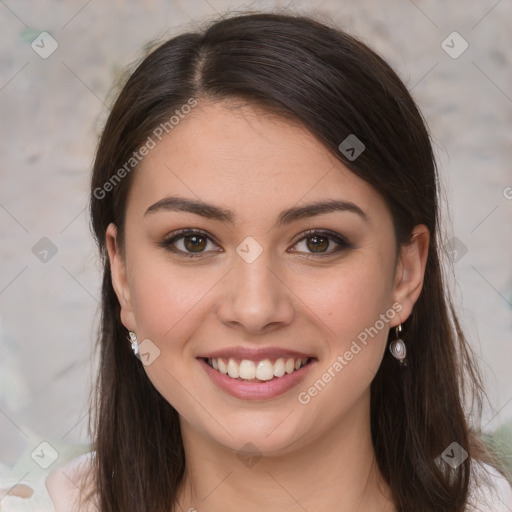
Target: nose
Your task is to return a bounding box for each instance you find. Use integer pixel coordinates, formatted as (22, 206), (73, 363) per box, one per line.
(215, 246), (295, 335)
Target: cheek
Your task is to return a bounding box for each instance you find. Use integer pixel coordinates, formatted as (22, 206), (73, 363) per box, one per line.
(128, 240), (220, 326)
(126, 251), (214, 412)
(299, 255), (394, 341)
(297, 253), (395, 401)
(294, 260), (394, 421)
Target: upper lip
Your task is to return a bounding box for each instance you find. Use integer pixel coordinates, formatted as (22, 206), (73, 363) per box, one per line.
(198, 347), (316, 360)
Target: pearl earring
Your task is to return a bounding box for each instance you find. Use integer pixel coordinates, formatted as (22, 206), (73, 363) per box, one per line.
(389, 324), (407, 366)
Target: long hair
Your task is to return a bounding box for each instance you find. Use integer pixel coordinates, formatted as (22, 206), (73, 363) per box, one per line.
(86, 12), (496, 511)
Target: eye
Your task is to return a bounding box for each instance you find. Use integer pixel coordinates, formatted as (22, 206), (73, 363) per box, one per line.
(289, 229), (350, 257)
(160, 229), (220, 258)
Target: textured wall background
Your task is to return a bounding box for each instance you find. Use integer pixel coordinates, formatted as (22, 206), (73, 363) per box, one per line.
(1, 0), (511, 475)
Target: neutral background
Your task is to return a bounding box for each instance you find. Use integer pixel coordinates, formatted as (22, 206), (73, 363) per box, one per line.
(1, 0), (511, 476)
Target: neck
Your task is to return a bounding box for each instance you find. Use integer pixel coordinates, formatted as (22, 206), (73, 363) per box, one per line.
(175, 391), (396, 512)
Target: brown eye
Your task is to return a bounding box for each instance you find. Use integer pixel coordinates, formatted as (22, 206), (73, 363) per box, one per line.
(161, 229), (220, 258)
(305, 234), (330, 253)
(290, 230), (350, 257)
(183, 234), (207, 252)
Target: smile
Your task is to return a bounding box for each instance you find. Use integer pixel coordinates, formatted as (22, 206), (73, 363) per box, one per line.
(198, 355), (317, 400)
(205, 356), (310, 382)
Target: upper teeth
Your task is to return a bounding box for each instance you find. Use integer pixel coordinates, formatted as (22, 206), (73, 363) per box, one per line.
(207, 357), (309, 381)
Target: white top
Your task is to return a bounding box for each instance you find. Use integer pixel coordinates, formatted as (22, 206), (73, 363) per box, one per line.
(1, 452), (511, 511)
(466, 460), (512, 512)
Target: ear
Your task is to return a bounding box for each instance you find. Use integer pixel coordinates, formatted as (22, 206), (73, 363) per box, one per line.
(391, 224), (430, 326)
(105, 223), (137, 332)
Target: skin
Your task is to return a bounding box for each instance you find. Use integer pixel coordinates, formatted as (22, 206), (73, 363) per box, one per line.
(100, 100), (429, 512)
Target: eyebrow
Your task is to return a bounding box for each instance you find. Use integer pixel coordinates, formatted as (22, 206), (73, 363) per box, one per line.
(144, 195), (368, 226)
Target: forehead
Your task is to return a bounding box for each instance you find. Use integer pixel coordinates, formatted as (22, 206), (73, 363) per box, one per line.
(126, 101), (388, 225)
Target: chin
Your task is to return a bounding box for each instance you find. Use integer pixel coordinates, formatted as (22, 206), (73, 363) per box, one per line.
(205, 412), (309, 456)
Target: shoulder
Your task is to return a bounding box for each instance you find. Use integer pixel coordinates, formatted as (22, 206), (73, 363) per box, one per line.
(467, 460), (512, 511)
(45, 451), (97, 512)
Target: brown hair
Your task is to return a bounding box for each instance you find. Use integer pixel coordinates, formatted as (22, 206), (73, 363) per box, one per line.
(86, 11), (497, 511)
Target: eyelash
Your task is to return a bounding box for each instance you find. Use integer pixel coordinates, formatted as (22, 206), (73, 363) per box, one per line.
(159, 228), (351, 259)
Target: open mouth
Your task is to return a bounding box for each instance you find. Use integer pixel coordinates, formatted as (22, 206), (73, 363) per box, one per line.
(202, 356), (314, 383)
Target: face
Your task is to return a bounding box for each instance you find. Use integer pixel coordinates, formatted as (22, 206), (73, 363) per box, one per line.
(107, 100), (428, 456)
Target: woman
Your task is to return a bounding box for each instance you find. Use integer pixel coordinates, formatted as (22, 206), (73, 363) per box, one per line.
(45, 11), (512, 512)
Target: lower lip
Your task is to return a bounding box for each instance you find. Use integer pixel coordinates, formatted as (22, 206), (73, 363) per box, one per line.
(197, 358), (316, 400)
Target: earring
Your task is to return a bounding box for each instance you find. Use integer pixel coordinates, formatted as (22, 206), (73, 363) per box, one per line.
(128, 331), (139, 356)
(389, 324), (407, 366)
